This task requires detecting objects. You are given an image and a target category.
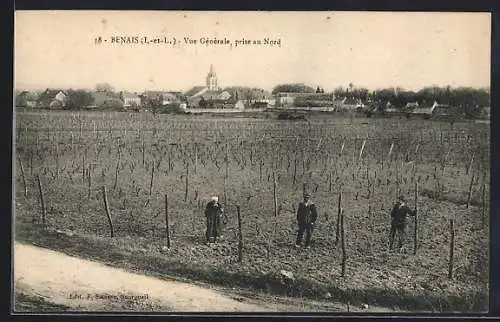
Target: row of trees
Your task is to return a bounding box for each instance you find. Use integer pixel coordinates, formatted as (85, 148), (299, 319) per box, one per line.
(272, 83), (316, 94)
(272, 83), (490, 112)
(65, 89), (95, 110)
(63, 83), (121, 110)
(370, 86), (490, 109)
(63, 88), (126, 111)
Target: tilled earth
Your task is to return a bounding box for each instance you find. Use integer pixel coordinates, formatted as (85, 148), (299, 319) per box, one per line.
(14, 113), (489, 312)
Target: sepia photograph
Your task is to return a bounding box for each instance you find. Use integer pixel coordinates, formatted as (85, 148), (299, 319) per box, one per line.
(13, 11), (490, 314)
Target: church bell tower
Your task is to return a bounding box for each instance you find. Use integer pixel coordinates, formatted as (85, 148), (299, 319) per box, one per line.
(206, 64), (218, 91)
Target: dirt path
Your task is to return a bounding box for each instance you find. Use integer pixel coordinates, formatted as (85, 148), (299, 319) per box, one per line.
(13, 242), (277, 312)
(14, 242), (400, 313)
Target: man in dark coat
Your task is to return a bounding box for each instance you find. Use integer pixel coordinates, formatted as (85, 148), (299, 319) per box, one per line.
(389, 195), (416, 250)
(295, 193), (318, 248)
(205, 196), (224, 243)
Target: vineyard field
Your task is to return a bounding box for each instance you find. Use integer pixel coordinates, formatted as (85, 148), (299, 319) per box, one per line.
(14, 110), (490, 312)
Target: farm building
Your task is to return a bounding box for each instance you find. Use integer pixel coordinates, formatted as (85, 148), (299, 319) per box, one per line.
(15, 91), (39, 108)
(378, 101), (408, 117)
(225, 88), (274, 108)
(409, 101), (458, 119)
(187, 90), (235, 108)
(294, 93), (334, 108)
(333, 96), (365, 111)
(261, 97), (276, 107)
(275, 92), (312, 107)
(186, 88), (245, 109)
(37, 89), (68, 108)
(250, 90), (274, 104)
(410, 106), (434, 117)
(404, 102), (419, 111)
(87, 91), (123, 109)
(141, 91), (182, 106)
(120, 91), (141, 107)
(432, 103), (458, 116)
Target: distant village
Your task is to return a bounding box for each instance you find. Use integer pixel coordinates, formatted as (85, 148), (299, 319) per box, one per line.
(15, 65), (490, 120)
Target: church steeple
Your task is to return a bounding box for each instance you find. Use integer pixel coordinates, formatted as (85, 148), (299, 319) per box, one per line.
(206, 64), (218, 91)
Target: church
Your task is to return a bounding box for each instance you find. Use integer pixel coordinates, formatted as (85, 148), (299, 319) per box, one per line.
(184, 65), (244, 109)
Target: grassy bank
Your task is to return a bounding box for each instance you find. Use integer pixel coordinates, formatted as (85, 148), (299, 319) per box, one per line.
(14, 218), (487, 313)
(14, 292), (71, 312)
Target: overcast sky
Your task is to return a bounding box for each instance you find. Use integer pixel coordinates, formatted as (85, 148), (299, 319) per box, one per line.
(14, 11), (490, 93)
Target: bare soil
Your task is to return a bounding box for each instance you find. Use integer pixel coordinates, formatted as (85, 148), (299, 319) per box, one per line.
(14, 111), (490, 313)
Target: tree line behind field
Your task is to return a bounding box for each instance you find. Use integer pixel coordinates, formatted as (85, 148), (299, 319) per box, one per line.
(271, 83), (490, 116)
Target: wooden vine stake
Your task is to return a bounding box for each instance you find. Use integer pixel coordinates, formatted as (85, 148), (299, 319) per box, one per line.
(413, 181), (419, 255)
(386, 141), (394, 166)
(368, 204), (374, 253)
(194, 145), (198, 174)
(340, 208), (346, 278)
(293, 157), (297, 186)
(358, 139), (366, 161)
(55, 143), (59, 179)
(36, 173), (46, 227)
(113, 151), (120, 191)
(82, 152), (86, 182)
(339, 140), (345, 156)
(29, 149), (34, 177)
(467, 171), (475, 208)
(223, 175), (228, 206)
(87, 164), (92, 199)
(165, 193), (171, 248)
(273, 172), (278, 218)
(184, 162), (189, 202)
(266, 171), (279, 259)
(142, 140), (145, 167)
(237, 205), (243, 262)
(448, 218), (455, 279)
(335, 188), (342, 246)
(466, 152), (474, 175)
(102, 186), (115, 238)
(149, 160), (155, 196)
(18, 156), (28, 197)
(79, 117), (82, 139)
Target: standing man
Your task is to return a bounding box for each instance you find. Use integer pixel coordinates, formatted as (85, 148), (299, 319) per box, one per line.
(389, 195), (416, 251)
(205, 196), (224, 243)
(295, 193), (318, 248)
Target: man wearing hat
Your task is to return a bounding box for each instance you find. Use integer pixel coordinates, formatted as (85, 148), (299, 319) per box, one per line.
(389, 195), (416, 251)
(205, 196), (224, 243)
(295, 193), (318, 248)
